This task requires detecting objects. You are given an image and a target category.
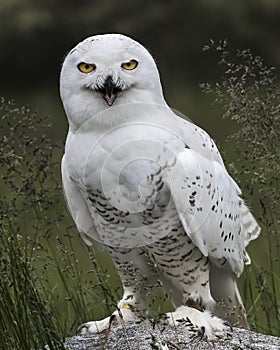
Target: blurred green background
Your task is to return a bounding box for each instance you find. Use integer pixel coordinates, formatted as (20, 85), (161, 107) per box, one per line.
(0, 0), (279, 346)
(1, 0), (280, 139)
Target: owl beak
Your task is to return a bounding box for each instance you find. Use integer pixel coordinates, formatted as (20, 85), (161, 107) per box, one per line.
(96, 75), (122, 106)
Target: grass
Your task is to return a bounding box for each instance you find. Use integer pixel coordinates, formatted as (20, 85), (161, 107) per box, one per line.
(0, 43), (279, 348)
(201, 40), (280, 335)
(0, 100), (120, 348)
(0, 224), (65, 350)
(0, 101), (66, 349)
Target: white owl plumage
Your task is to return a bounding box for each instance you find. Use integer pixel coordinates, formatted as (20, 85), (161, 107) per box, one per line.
(60, 34), (260, 340)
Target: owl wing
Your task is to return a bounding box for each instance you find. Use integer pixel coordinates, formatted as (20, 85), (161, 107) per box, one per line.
(61, 155), (101, 247)
(167, 117), (260, 276)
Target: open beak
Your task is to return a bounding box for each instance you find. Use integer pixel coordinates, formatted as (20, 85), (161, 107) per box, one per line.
(96, 75), (122, 106)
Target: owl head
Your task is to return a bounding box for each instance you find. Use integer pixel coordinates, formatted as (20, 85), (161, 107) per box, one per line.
(60, 34), (164, 129)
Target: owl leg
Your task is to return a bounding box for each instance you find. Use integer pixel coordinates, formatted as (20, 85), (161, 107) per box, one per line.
(153, 242), (232, 340)
(78, 247), (159, 335)
(111, 247), (156, 312)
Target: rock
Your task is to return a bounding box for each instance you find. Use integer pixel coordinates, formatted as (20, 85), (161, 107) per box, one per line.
(64, 321), (280, 350)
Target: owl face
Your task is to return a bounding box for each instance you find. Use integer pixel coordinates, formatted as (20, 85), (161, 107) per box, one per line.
(60, 34), (163, 118)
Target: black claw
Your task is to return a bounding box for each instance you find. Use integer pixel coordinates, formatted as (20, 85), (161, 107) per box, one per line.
(184, 317), (193, 327)
(109, 314), (118, 328)
(175, 318), (186, 324)
(152, 313), (169, 330)
(197, 325), (205, 340)
(223, 320), (233, 332)
(226, 332), (233, 339)
(76, 323), (88, 335)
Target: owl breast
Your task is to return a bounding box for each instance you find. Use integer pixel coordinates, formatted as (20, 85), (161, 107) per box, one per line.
(82, 155), (180, 248)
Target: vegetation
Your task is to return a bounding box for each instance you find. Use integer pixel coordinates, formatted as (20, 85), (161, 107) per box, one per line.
(0, 101), (120, 349)
(201, 40), (280, 334)
(0, 42), (279, 349)
(0, 101), (65, 349)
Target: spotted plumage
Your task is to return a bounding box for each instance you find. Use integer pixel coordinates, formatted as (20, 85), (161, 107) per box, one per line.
(60, 34), (260, 340)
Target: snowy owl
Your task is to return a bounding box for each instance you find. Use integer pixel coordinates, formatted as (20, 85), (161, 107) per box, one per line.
(60, 33), (260, 340)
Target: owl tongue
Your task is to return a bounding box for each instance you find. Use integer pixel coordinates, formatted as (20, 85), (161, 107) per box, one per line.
(96, 75), (122, 106)
(103, 93), (117, 106)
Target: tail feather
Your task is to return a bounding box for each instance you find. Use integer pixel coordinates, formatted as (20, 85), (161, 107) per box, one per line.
(239, 199), (261, 247)
(209, 200), (259, 328)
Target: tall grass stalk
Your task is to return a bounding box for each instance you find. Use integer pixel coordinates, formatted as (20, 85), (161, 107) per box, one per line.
(0, 222), (65, 350)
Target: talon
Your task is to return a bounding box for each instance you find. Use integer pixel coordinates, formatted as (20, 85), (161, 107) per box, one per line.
(223, 320), (233, 332)
(226, 331), (233, 339)
(155, 313), (169, 322)
(175, 318), (186, 324)
(153, 313), (169, 329)
(185, 317), (193, 327)
(109, 314), (118, 328)
(76, 323), (89, 335)
(198, 325), (205, 339)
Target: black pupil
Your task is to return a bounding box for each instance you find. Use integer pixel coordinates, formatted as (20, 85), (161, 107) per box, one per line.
(85, 64), (90, 69)
(127, 62), (131, 66)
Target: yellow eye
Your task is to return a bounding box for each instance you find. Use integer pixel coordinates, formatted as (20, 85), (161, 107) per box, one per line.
(77, 62), (96, 73)
(121, 59), (138, 71)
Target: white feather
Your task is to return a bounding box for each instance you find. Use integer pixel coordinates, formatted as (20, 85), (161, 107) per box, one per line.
(60, 34), (260, 333)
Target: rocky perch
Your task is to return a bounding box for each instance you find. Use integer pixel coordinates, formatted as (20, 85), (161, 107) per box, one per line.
(64, 321), (280, 350)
